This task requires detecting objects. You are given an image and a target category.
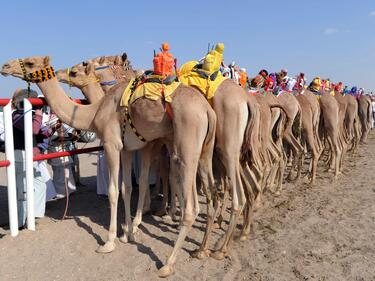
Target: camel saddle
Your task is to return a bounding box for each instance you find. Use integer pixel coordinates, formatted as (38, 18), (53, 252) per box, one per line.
(120, 74), (181, 108)
(179, 61), (227, 100)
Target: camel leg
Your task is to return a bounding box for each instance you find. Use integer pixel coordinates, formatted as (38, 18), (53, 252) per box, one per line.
(133, 145), (153, 233)
(158, 142), (201, 277)
(155, 149), (170, 216)
(192, 138), (216, 259)
(211, 157), (245, 260)
(239, 164), (257, 241)
(214, 178), (229, 229)
(96, 143), (120, 253)
(120, 150), (134, 243)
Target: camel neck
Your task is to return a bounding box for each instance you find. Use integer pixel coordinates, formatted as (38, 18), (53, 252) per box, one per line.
(37, 77), (99, 131)
(81, 82), (105, 103)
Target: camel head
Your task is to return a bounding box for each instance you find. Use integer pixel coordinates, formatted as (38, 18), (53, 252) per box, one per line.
(93, 54), (136, 87)
(1, 56), (52, 81)
(95, 52), (129, 67)
(56, 62), (98, 89)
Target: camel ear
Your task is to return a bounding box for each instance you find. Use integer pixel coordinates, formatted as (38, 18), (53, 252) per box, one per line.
(82, 61), (88, 67)
(122, 52), (127, 62)
(114, 55), (122, 65)
(99, 56), (106, 65)
(44, 56), (51, 66)
(85, 63), (95, 75)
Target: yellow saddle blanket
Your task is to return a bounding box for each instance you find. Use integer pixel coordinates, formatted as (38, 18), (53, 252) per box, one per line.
(120, 76), (181, 107)
(179, 61), (227, 100)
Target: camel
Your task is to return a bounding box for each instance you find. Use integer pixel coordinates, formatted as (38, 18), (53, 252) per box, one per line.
(180, 75), (261, 260)
(319, 92), (342, 179)
(295, 92), (321, 183)
(343, 94), (360, 151)
(56, 61), (172, 233)
(63, 54), (263, 264)
(1, 56), (217, 277)
(273, 92), (303, 181)
(358, 95), (372, 144)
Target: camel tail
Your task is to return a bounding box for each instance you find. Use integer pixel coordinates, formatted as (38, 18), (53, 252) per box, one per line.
(366, 99), (372, 129)
(202, 107), (216, 153)
(241, 98), (261, 166)
(292, 107), (302, 140)
(269, 104), (290, 137)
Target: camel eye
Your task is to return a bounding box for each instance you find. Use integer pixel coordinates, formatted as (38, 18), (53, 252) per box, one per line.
(70, 71), (77, 77)
(25, 62), (34, 67)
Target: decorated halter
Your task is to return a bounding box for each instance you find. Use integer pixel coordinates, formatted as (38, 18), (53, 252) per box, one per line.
(18, 59), (55, 95)
(95, 64), (131, 86)
(95, 65), (117, 86)
(18, 59), (56, 83)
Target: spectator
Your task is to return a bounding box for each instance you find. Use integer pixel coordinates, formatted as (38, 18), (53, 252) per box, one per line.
(12, 89), (51, 227)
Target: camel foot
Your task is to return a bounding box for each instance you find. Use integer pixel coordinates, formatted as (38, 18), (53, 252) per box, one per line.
(142, 207), (151, 216)
(253, 200), (263, 212)
(273, 190), (282, 196)
(210, 250), (226, 261)
(96, 241), (115, 253)
(239, 234), (249, 241)
(154, 207), (168, 217)
(213, 222), (222, 229)
(192, 249), (211, 260)
(119, 234), (128, 244)
(157, 265), (174, 278)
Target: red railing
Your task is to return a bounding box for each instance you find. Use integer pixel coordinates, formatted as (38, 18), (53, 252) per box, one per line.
(0, 98), (89, 107)
(0, 160), (11, 167)
(33, 146), (103, 161)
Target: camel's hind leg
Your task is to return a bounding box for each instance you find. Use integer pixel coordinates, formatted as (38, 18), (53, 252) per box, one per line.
(211, 156), (245, 260)
(158, 127), (205, 277)
(132, 144), (153, 234)
(192, 143), (216, 260)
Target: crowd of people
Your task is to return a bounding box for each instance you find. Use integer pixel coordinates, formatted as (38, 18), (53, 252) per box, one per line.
(220, 61), (373, 98)
(9, 89), (95, 227)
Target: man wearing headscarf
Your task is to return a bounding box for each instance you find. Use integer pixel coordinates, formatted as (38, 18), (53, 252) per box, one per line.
(12, 89), (50, 227)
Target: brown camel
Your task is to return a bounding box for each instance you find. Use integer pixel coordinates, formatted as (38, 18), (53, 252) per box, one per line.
(1, 56), (217, 277)
(358, 94), (372, 144)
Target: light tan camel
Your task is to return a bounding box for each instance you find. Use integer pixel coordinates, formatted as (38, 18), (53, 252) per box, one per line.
(56, 62), (170, 233)
(64, 56), (261, 263)
(273, 93), (303, 181)
(358, 95), (372, 144)
(295, 93), (321, 183)
(1, 56), (217, 277)
(319, 92), (342, 179)
(343, 94), (360, 151)
(186, 78), (261, 261)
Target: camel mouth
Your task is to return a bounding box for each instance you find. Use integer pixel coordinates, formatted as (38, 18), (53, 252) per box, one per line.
(0, 68), (10, 76)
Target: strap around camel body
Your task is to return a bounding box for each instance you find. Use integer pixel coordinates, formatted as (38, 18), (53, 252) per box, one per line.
(120, 76), (180, 142)
(179, 60), (227, 100)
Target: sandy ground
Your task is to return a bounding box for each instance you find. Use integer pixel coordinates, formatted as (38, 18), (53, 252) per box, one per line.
(0, 134), (374, 281)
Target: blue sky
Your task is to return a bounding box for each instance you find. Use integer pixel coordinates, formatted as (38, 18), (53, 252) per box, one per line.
(0, 1), (375, 98)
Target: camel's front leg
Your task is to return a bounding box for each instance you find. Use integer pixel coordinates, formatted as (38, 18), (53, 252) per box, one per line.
(120, 150), (134, 243)
(96, 143), (120, 253)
